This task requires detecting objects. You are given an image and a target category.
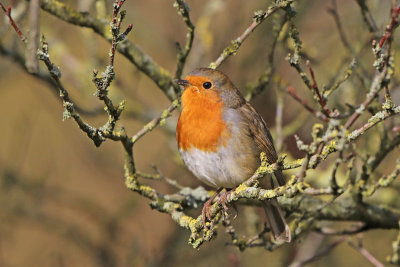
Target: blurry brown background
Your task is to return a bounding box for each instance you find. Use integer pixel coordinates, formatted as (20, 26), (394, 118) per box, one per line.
(0, 0), (398, 266)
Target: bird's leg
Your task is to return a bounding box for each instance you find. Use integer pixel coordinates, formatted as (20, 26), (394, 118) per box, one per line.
(217, 190), (230, 220)
(202, 187), (240, 228)
(217, 188), (240, 221)
(202, 187), (223, 228)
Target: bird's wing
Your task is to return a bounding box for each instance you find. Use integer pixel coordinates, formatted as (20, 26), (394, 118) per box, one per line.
(237, 102), (286, 186)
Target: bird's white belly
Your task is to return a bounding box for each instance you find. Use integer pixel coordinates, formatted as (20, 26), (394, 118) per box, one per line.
(179, 141), (256, 188)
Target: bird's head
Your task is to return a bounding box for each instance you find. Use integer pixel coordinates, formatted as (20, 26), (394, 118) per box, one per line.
(175, 68), (245, 109)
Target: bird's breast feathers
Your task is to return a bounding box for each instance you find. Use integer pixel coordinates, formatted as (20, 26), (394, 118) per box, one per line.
(177, 108), (259, 188)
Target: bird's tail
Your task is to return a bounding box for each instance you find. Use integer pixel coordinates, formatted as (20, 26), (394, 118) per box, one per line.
(259, 170), (291, 242)
(262, 198), (291, 243)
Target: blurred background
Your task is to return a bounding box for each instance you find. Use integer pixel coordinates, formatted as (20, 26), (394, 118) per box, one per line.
(0, 0), (399, 266)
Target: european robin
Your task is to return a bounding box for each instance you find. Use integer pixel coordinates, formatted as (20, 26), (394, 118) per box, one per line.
(176, 68), (291, 242)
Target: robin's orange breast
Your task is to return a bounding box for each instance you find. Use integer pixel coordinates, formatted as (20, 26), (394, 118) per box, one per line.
(177, 85), (231, 152)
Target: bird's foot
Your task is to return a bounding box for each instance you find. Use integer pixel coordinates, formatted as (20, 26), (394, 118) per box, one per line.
(218, 189), (239, 221)
(201, 188), (222, 229)
(202, 188), (239, 229)
(201, 198), (213, 228)
(217, 190), (230, 220)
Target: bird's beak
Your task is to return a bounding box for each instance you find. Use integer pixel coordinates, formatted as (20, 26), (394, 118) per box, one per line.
(174, 79), (190, 88)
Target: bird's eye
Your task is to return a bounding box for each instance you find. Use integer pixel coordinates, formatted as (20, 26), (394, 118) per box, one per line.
(203, 82), (212, 89)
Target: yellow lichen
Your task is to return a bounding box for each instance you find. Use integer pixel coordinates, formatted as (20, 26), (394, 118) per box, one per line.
(235, 183), (248, 194)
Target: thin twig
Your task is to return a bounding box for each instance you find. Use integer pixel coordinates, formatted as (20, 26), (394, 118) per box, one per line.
(285, 86), (329, 122)
(327, 0), (369, 79)
(290, 236), (346, 267)
(0, 2), (27, 42)
(306, 60), (335, 117)
(324, 59), (356, 97)
(347, 106), (400, 141)
(316, 223), (366, 236)
(355, 0), (379, 35)
(245, 15), (288, 101)
(37, 37), (106, 147)
(378, 4), (400, 48)
(275, 89), (284, 153)
(93, 0), (133, 133)
(348, 236), (384, 267)
(131, 101), (179, 144)
(25, 0), (40, 73)
(209, 1), (291, 68)
(38, 0), (177, 101)
(363, 158), (400, 197)
(137, 166), (184, 190)
(344, 69), (388, 129)
(388, 220), (400, 265)
(174, 0), (195, 79)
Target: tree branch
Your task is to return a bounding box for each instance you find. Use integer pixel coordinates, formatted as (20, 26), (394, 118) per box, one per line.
(35, 0), (178, 100)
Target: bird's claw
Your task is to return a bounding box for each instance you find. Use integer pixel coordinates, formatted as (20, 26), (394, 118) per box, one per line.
(217, 190), (230, 220)
(201, 198), (214, 228)
(201, 189), (237, 229)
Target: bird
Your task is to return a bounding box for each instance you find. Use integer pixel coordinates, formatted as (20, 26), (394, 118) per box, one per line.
(175, 68), (291, 242)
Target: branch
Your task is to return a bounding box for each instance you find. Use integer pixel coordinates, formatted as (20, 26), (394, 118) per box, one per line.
(348, 236), (384, 267)
(324, 59), (356, 97)
(289, 236), (345, 267)
(92, 1), (133, 135)
(306, 60), (336, 117)
(37, 37), (106, 147)
(245, 14), (287, 101)
(285, 86), (330, 122)
(5, 0), (399, 255)
(327, 0), (369, 79)
(174, 0), (195, 79)
(137, 165), (184, 190)
(209, 0), (292, 69)
(35, 0), (178, 100)
(362, 158), (400, 197)
(0, 2), (27, 43)
(347, 106), (400, 142)
(286, 20), (339, 121)
(388, 220), (400, 265)
(25, 0), (40, 73)
(131, 100), (179, 144)
(355, 0), (379, 35)
(377, 4), (400, 48)
(344, 68), (389, 129)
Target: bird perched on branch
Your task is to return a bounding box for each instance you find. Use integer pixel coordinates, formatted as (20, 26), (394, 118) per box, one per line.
(176, 68), (291, 242)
